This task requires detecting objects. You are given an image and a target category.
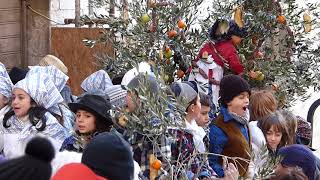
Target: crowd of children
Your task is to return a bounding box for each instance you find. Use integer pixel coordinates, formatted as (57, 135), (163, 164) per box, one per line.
(0, 18), (319, 180)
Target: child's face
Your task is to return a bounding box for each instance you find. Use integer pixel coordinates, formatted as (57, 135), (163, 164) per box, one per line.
(227, 92), (249, 117)
(0, 94), (8, 109)
(125, 91), (139, 113)
(266, 125), (282, 151)
(11, 88), (32, 118)
(76, 110), (96, 134)
(196, 105), (210, 127)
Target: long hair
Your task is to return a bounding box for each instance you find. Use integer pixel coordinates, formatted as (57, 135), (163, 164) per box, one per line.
(281, 110), (298, 145)
(250, 90), (277, 121)
(258, 111), (289, 149)
(3, 100), (49, 131)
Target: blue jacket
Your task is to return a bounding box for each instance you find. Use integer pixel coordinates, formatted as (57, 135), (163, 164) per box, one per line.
(208, 106), (249, 177)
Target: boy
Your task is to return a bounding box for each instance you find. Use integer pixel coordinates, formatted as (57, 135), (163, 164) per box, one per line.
(196, 92), (212, 128)
(208, 75), (251, 178)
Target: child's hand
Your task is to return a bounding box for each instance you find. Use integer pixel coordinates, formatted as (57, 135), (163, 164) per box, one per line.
(209, 78), (220, 85)
(192, 61), (198, 68)
(223, 163), (239, 180)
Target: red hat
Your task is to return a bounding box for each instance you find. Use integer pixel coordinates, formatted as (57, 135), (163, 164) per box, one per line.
(52, 163), (107, 180)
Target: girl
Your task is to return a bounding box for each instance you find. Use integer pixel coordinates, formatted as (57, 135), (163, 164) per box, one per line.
(2, 73), (68, 158)
(249, 90), (278, 154)
(258, 111), (289, 157)
(60, 94), (113, 152)
(281, 110), (297, 145)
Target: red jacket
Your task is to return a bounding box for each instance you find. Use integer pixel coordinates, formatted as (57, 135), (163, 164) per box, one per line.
(194, 40), (244, 75)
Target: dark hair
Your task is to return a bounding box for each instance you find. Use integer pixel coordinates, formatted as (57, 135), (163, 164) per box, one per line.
(3, 106), (49, 131)
(258, 111), (289, 149)
(271, 167), (308, 180)
(199, 92), (211, 107)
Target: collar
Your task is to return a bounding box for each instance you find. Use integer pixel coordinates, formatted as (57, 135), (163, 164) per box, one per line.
(220, 106), (233, 122)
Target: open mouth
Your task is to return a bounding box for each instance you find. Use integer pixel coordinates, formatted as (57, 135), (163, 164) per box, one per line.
(242, 105), (249, 111)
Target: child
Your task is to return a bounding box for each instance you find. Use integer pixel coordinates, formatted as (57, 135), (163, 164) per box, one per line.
(249, 90), (277, 155)
(171, 81), (214, 179)
(276, 144), (318, 180)
(258, 111), (289, 156)
(27, 66), (74, 131)
(60, 94), (113, 152)
(0, 136), (55, 180)
(208, 74), (251, 178)
(281, 110), (297, 145)
(196, 92), (211, 128)
(1, 73), (68, 158)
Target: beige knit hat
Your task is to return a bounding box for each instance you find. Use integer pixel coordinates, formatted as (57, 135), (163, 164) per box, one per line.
(39, 55), (68, 74)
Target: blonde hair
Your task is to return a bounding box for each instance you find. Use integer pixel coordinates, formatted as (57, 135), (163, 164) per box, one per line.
(281, 110), (298, 145)
(250, 90), (277, 121)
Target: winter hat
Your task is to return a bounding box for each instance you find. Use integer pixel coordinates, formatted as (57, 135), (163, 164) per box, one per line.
(69, 94), (113, 128)
(8, 67), (28, 85)
(0, 136), (55, 180)
(219, 75), (250, 106)
(125, 73), (159, 93)
(38, 55), (68, 74)
(82, 132), (134, 180)
(228, 20), (248, 38)
(171, 81), (199, 111)
(296, 116), (311, 140)
(278, 144), (316, 180)
(52, 163), (107, 180)
(105, 85), (127, 108)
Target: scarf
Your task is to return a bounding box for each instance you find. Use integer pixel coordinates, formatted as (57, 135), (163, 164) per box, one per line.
(185, 119), (206, 153)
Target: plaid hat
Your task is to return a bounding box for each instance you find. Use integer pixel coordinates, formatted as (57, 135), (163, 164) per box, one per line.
(0, 76), (13, 99)
(15, 72), (64, 110)
(171, 81), (199, 111)
(69, 94), (113, 128)
(8, 67), (28, 85)
(105, 85), (127, 108)
(27, 66), (69, 92)
(52, 163), (106, 180)
(38, 55), (68, 74)
(219, 75), (250, 106)
(82, 132), (134, 180)
(0, 63), (11, 80)
(0, 136), (55, 180)
(296, 116), (311, 140)
(81, 70), (113, 93)
(278, 144), (316, 180)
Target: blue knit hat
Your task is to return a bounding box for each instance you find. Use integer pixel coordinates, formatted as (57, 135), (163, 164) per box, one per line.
(278, 144), (316, 180)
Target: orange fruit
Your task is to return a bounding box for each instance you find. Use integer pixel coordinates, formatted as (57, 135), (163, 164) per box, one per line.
(151, 159), (162, 170)
(167, 30), (177, 39)
(178, 20), (186, 29)
(277, 15), (286, 24)
(177, 69), (185, 78)
(251, 35), (259, 45)
(231, 35), (242, 46)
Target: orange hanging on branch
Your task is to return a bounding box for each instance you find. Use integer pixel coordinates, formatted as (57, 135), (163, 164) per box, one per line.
(277, 15), (286, 24)
(151, 159), (162, 170)
(178, 19), (186, 29)
(167, 30), (177, 39)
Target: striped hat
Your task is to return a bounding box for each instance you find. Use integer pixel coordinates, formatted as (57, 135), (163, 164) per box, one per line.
(0, 63), (13, 98)
(105, 85), (127, 108)
(81, 70), (113, 93)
